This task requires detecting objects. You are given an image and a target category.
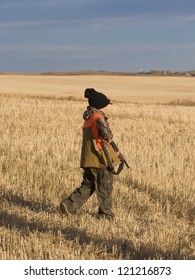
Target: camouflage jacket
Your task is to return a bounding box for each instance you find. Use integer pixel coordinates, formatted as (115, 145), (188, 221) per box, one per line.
(80, 106), (119, 168)
(83, 106), (113, 141)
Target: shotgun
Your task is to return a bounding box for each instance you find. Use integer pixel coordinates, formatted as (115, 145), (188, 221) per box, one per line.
(110, 141), (130, 169)
(100, 140), (129, 174)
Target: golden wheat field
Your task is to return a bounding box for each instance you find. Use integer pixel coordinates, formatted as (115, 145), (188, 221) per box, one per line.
(0, 74), (195, 260)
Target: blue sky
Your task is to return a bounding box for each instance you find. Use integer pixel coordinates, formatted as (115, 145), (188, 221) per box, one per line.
(0, 0), (195, 72)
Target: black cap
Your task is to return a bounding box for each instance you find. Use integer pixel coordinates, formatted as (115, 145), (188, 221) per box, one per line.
(84, 88), (111, 109)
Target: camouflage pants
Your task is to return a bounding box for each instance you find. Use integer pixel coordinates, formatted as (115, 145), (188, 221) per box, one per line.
(61, 168), (113, 215)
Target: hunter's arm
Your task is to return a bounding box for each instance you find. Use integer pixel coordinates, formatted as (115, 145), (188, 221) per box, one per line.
(96, 117), (113, 141)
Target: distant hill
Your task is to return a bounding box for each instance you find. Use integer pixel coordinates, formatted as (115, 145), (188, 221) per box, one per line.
(1, 70), (195, 76)
(40, 70), (195, 77)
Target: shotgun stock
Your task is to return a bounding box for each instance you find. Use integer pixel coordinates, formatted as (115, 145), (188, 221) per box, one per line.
(110, 141), (130, 169)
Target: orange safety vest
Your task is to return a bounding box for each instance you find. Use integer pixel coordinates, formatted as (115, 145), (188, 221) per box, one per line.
(83, 112), (103, 150)
(80, 112), (120, 169)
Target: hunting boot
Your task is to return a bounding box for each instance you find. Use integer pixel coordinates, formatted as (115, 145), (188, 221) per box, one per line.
(60, 199), (74, 215)
(97, 207), (115, 220)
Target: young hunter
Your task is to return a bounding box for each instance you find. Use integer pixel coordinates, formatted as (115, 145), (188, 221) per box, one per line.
(60, 88), (121, 220)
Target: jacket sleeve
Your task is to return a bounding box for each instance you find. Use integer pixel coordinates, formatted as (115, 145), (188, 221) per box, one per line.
(96, 116), (113, 141)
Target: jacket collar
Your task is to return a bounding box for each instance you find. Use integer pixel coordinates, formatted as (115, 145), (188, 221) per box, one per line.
(83, 106), (106, 120)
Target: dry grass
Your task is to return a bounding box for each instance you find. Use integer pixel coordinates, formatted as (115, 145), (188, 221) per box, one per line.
(0, 75), (195, 260)
(1, 74), (195, 103)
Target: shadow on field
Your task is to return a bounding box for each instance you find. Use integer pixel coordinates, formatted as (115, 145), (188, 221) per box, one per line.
(1, 189), (189, 259)
(0, 212), (186, 260)
(1, 189), (57, 214)
(0, 211), (49, 234)
(61, 226), (187, 260)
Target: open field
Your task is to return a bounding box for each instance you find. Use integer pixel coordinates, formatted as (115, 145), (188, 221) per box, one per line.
(0, 75), (195, 260)
(1, 74), (195, 103)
